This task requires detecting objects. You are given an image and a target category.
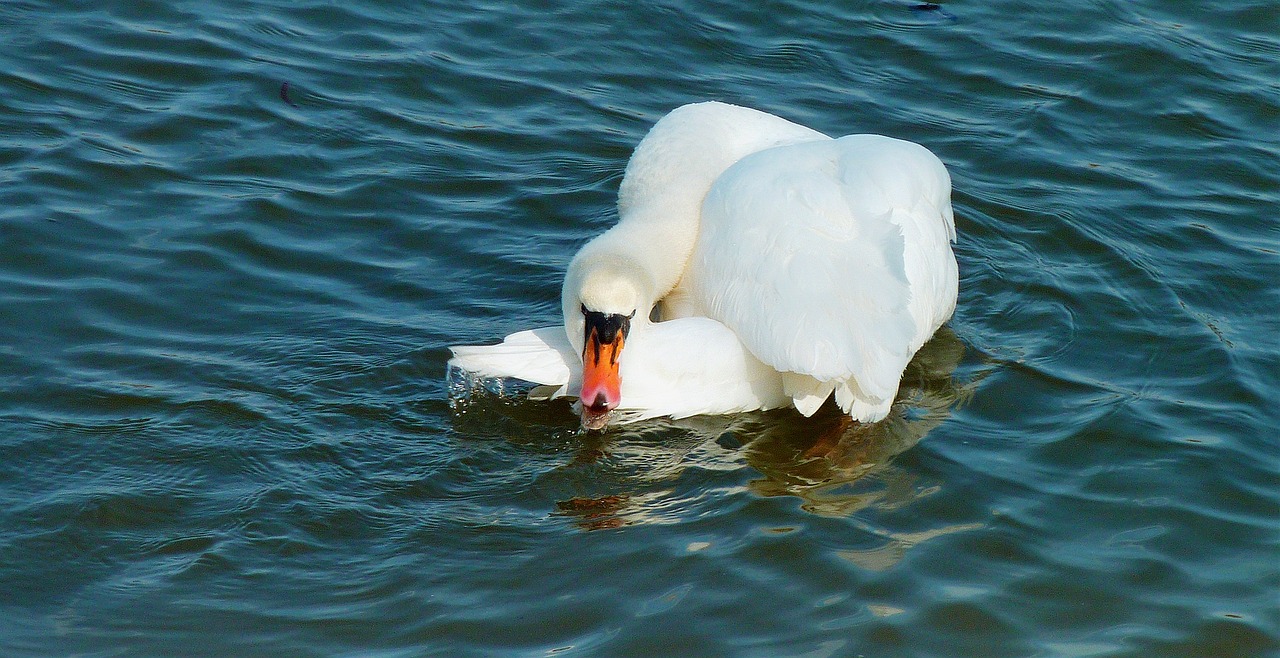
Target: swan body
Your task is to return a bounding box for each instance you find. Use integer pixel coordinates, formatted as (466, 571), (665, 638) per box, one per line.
(449, 101), (957, 428)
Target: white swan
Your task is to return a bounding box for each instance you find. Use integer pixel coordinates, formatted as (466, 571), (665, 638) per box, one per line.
(449, 101), (958, 430)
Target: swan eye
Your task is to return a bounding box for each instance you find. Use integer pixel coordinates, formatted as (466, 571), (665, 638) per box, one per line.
(580, 303), (589, 316)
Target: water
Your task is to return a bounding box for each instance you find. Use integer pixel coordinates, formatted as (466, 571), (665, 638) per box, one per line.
(1, 0), (1277, 655)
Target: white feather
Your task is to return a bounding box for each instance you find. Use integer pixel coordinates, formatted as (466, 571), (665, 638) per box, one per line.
(448, 327), (573, 386)
(687, 134), (956, 417)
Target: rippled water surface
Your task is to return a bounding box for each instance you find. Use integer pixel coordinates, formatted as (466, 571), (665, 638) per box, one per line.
(2, 1), (1277, 655)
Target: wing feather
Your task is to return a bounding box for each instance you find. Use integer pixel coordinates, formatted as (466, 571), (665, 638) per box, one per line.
(448, 327), (573, 386)
(689, 135), (948, 403)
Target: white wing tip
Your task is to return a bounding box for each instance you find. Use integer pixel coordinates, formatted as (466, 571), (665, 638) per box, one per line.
(446, 327), (574, 386)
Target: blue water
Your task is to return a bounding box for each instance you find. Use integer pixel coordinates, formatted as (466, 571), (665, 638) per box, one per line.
(1, 0), (1277, 655)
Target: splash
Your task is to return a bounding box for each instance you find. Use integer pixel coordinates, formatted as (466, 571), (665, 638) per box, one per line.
(445, 363), (512, 411)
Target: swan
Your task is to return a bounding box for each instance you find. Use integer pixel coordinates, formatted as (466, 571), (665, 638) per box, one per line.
(449, 101), (958, 430)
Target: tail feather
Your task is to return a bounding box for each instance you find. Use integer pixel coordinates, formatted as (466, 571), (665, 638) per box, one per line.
(835, 380), (893, 423)
(781, 372), (835, 417)
(447, 327), (575, 387)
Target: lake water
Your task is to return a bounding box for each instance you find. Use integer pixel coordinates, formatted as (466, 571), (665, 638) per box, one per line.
(1, 0), (1277, 655)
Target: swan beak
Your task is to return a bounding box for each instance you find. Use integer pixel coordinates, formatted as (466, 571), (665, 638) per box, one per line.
(579, 310), (631, 430)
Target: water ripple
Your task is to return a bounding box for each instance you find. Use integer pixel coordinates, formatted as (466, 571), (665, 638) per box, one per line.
(0, 0), (1276, 654)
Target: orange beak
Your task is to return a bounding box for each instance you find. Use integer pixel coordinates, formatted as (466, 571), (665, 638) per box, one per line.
(579, 309), (632, 430)
(580, 329), (623, 430)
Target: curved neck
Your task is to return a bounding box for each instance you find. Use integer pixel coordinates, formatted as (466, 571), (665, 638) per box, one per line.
(562, 102), (828, 348)
(612, 102), (829, 300)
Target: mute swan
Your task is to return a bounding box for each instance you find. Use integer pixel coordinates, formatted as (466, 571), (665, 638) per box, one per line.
(449, 101), (958, 430)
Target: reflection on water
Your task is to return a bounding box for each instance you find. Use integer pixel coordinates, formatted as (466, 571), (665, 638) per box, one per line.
(838, 521), (986, 571)
(555, 494), (633, 531)
(452, 326), (986, 538)
(740, 327), (976, 514)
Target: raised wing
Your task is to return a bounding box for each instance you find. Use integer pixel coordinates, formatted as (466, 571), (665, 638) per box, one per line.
(688, 134), (951, 404)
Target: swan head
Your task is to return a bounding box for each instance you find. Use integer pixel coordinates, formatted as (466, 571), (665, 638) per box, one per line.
(562, 249), (654, 430)
(577, 306), (634, 429)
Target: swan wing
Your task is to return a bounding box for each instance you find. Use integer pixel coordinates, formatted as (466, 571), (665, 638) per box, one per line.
(690, 134), (954, 410)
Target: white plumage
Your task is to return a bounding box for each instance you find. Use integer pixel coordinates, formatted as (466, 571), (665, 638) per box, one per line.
(449, 101), (958, 427)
